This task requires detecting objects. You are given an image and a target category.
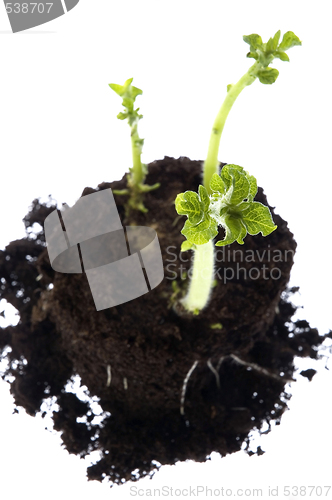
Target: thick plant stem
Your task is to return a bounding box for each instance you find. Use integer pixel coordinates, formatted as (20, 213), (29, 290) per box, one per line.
(181, 240), (215, 313)
(130, 122), (144, 185)
(203, 62), (259, 193)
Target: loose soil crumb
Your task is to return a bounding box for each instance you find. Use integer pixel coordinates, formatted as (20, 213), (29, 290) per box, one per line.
(0, 157), (330, 485)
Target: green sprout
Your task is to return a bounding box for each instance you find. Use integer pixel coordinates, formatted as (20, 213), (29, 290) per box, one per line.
(175, 31), (301, 314)
(109, 78), (160, 214)
(203, 30), (302, 191)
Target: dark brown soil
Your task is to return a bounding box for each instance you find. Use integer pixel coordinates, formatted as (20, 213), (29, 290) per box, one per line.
(0, 157), (330, 485)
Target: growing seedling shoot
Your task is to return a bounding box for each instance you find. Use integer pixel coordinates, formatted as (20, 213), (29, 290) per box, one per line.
(203, 30), (302, 191)
(109, 78), (159, 213)
(175, 30), (301, 314)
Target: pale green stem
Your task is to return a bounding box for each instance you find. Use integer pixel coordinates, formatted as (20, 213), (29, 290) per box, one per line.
(203, 61), (260, 193)
(181, 240), (215, 313)
(130, 122), (144, 185)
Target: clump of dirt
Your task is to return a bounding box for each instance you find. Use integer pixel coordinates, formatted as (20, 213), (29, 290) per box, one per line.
(0, 157), (330, 485)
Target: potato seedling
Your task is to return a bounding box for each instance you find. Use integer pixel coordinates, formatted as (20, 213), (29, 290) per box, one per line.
(109, 78), (160, 213)
(175, 30), (301, 314)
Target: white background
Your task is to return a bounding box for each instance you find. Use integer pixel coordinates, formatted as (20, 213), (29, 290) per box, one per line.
(0, 1), (331, 498)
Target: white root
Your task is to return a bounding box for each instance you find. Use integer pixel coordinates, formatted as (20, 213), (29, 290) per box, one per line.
(106, 364), (112, 387)
(180, 360), (199, 415)
(207, 358), (220, 388)
(179, 352), (292, 419)
(228, 354), (294, 383)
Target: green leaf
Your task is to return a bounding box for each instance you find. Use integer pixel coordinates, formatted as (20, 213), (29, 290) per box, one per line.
(246, 173), (257, 202)
(122, 77), (134, 91)
(220, 165), (250, 205)
(266, 37), (275, 54)
(199, 185), (210, 212)
(240, 202), (277, 236)
(117, 111), (128, 120)
(181, 240), (194, 252)
(215, 215), (247, 246)
(243, 34), (263, 50)
(246, 51), (258, 60)
(220, 164), (245, 192)
(279, 31), (302, 51)
(229, 168), (249, 205)
(266, 30), (281, 53)
(131, 85), (143, 99)
(175, 191), (204, 225)
(122, 96), (134, 110)
(257, 67), (279, 84)
(182, 216), (218, 246)
(109, 83), (125, 96)
(210, 172), (225, 194)
(272, 30), (281, 49)
(274, 51), (289, 62)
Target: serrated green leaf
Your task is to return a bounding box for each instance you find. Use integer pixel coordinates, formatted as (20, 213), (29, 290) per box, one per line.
(215, 215), (247, 247)
(274, 51), (289, 62)
(257, 67), (279, 84)
(181, 240), (194, 252)
(210, 172), (225, 194)
(199, 185), (210, 212)
(175, 191), (204, 225)
(220, 164), (245, 192)
(230, 168), (250, 205)
(182, 217), (218, 246)
(220, 165), (250, 205)
(246, 173), (257, 202)
(219, 165), (232, 192)
(240, 202), (277, 236)
(279, 31), (302, 51)
(243, 34), (263, 50)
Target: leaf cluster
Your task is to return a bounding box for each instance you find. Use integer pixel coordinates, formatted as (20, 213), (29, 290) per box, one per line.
(243, 30), (302, 84)
(175, 165), (277, 251)
(109, 77), (143, 127)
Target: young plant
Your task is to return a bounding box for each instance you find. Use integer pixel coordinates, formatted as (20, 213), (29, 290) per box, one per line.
(203, 30), (302, 191)
(176, 31), (301, 315)
(109, 78), (160, 213)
